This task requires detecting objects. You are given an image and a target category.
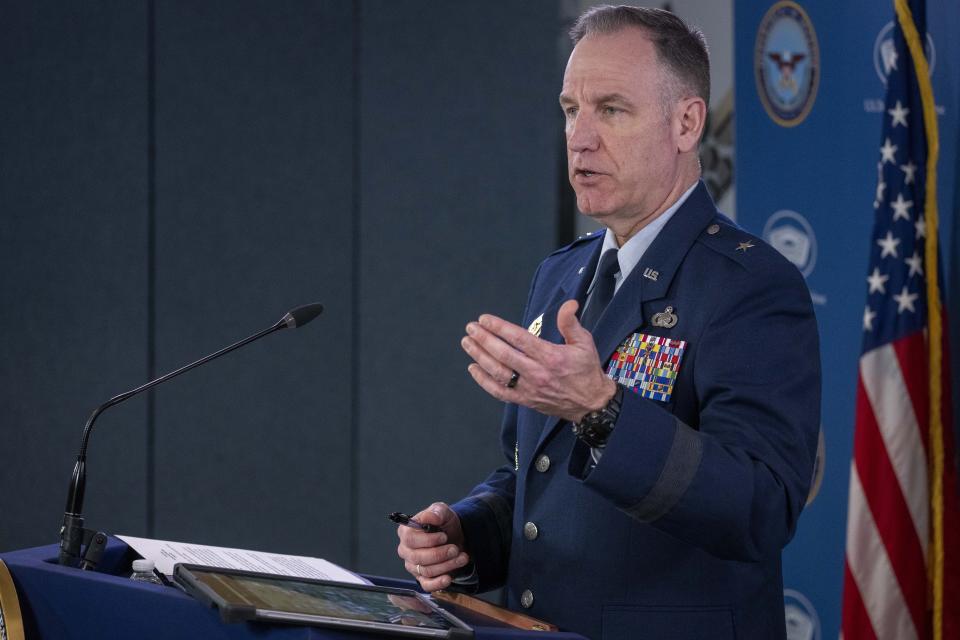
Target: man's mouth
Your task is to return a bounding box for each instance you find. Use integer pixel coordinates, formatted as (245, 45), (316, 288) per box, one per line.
(575, 169), (601, 177)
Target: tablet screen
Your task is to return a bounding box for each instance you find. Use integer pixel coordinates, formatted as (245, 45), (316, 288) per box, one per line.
(185, 566), (460, 630)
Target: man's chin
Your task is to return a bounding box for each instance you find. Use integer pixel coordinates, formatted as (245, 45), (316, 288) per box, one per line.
(576, 198), (614, 220)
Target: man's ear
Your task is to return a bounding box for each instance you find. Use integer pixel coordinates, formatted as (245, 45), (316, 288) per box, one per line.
(675, 97), (707, 153)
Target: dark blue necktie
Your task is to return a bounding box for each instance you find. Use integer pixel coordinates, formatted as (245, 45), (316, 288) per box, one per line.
(580, 249), (620, 331)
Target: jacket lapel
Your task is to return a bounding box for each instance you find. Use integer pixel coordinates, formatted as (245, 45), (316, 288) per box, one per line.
(533, 182), (718, 455)
(593, 183), (717, 361)
(535, 240), (602, 346)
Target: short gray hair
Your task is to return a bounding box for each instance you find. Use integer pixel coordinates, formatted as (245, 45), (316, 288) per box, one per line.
(570, 5), (710, 109)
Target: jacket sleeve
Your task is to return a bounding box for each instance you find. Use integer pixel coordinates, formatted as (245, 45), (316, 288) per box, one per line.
(450, 402), (517, 591)
(570, 256), (821, 562)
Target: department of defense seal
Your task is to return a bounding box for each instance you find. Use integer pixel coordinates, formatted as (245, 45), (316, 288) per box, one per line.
(873, 20), (935, 86)
(755, 1), (820, 127)
(763, 209), (817, 277)
(784, 589), (821, 640)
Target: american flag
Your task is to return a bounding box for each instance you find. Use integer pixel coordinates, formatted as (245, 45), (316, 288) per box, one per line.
(841, 1), (960, 639)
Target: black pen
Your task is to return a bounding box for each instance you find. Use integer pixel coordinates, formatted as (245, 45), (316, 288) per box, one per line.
(389, 511), (442, 534)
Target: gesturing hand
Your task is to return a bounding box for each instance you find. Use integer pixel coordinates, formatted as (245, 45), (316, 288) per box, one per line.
(461, 299), (617, 423)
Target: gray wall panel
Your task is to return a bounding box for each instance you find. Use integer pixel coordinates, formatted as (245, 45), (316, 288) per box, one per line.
(0, 1), (149, 550)
(356, 1), (562, 576)
(1, 1), (566, 575)
(152, 0), (354, 563)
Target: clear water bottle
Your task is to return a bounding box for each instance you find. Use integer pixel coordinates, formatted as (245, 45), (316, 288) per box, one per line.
(129, 559), (164, 585)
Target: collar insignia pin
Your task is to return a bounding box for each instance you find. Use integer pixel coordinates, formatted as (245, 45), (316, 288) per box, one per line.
(578, 266), (586, 275)
(651, 306), (678, 329)
(643, 267), (659, 281)
(736, 240), (756, 252)
(527, 314), (543, 337)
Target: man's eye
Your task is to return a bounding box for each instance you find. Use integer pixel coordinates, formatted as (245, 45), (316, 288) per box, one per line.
(564, 106), (578, 117)
(601, 106), (621, 116)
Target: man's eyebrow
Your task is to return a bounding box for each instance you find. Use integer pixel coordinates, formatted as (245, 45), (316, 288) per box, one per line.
(558, 92), (634, 106)
(594, 92), (632, 105)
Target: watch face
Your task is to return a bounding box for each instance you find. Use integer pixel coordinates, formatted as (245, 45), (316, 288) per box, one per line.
(573, 420), (609, 448)
(573, 386), (622, 448)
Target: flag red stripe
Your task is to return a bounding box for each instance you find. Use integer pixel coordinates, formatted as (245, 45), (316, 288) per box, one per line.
(853, 376), (928, 635)
(842, 560), (880, 640)
(892, 332), (930, 451)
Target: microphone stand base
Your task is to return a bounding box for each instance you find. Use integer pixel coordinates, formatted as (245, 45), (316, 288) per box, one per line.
(79, 531), (108, 571)
(59, 515), (109, 571)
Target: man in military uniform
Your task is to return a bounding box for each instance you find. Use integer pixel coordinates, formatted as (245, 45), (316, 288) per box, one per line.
(396, 6), (820, 639)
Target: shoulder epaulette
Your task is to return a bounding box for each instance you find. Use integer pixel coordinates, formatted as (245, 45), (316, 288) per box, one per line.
(696, 216), (778, 271)
(547, 229), (603, 258)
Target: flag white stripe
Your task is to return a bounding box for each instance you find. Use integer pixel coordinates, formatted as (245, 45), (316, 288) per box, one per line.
(846, 462), (919, 640)
(860, 345), (929, 556)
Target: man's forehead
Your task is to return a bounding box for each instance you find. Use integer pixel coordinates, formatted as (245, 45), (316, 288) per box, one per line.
(569, 27), (656, 64)
(563, 28), (657, 87)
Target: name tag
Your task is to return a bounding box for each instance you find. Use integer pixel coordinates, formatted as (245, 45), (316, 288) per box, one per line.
(606, 333), (687, 402)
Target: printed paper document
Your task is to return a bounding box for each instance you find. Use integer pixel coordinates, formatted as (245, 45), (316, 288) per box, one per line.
(117, 534), (367, 584)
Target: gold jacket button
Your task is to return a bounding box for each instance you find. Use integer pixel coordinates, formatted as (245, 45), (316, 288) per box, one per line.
(707, 223), (720, 235)
(535, 455), (551, 473)
(523, 522), (539, 541)
(520, 589), (534, 609)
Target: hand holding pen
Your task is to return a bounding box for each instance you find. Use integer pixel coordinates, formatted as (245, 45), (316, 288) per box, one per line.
(389, 512), (442, 533)
(392, 502), (471, 592)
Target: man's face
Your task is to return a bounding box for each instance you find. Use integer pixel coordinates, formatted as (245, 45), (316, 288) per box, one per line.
(560, 28), (682, 228)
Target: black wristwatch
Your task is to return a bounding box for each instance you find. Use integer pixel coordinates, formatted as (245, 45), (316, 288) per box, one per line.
(571, 384), (624, 448)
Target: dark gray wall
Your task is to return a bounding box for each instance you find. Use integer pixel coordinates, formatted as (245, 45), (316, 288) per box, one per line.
(0, 0), (563, 579)
(355, 1), (560, 574)
(0, 0), (150, 549)
(151, 0), (356, 562)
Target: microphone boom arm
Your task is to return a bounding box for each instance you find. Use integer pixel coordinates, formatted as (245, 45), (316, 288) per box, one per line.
(58, 303), (322, 567)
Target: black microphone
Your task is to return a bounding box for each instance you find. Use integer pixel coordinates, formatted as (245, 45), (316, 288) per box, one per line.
(58, 303), (323, 567)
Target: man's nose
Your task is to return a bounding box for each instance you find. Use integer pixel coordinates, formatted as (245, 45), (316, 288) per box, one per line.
(567, 112), (600, 153)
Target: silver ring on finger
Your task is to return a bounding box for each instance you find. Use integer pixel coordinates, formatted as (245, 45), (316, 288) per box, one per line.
(506, 370), (520, 388)
(416, 563), (423, 577)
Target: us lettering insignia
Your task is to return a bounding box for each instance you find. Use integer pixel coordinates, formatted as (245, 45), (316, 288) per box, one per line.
(642, 267), (659, 281)
(527, 314), (543, 337)
(605, 333), (687, 403)
(651, 306), (678, 328)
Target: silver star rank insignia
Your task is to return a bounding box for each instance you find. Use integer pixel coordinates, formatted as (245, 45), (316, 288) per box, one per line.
(736, 240), (756, 252)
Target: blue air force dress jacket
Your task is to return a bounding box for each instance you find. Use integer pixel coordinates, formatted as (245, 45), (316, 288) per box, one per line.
(451, 182), (821, 640)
